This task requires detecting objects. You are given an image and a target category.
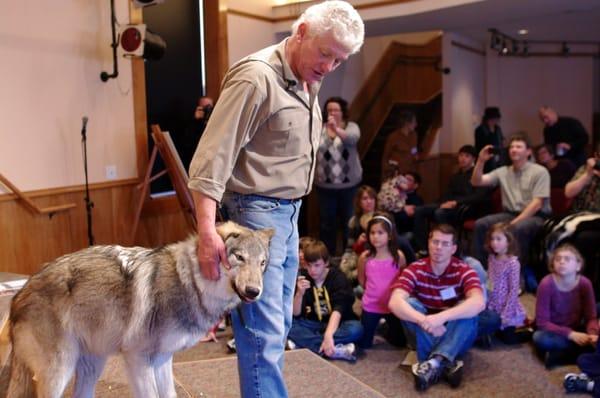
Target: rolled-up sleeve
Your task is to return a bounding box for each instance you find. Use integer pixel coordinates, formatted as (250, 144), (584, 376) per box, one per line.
(188, 79), (265, 202)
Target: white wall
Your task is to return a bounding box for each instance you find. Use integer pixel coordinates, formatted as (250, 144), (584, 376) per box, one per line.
(486, 53), (594, 146)
(227, 14), (275, 66)
(0, 0), (136, 193)
(440, 32), (486, 153)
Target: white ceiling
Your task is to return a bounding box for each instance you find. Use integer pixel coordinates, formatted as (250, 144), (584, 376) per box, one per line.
(364, 0), (600, 44)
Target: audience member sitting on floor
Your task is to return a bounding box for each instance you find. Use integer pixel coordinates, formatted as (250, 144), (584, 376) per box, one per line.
(477, 223), (529, 345)
(299, 236), (317, 270)
(393, 171), (424, 240)
(357, 213), (407, 348)
(288, 240), (363, 362)
(413, 145), (490, 253)
(534, 244), (598, 369)
(342, 186), (416, 284)
(471, 133), (551, 287)
(388, 224), (485, 391)
(539, 106), (589, 168)
(348, 185), (378, 254)
(535, 144), (576, 188)
(564, 341), (600, 396)
(475, 106), (505, 173)
(381, 110), (419, 180)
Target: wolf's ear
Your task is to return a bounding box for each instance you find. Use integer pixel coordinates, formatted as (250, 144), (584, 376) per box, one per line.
(257, 228), (275, 247)
(215, 221), (245, 243)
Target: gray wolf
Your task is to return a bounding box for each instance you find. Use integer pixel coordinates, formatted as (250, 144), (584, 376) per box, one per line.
(5, 221), (273, 398)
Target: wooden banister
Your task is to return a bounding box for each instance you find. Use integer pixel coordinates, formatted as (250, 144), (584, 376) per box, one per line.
(0, 173), (76, 217)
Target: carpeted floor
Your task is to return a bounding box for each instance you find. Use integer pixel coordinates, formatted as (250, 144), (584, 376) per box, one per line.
(1, 293), (592, 397)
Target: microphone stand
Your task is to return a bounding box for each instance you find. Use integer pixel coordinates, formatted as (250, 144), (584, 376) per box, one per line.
(81, 119), (95, 246)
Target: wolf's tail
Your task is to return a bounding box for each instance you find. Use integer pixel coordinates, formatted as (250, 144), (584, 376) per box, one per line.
(5, 351), (35, 398)
(2, 320), (35, 398)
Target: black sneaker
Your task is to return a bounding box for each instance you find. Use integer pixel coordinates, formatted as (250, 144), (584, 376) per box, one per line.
(476, 333), (493, 349)
(412, 360), (443, 391)
(442, 359), (464, 388)
(564, 373), (591, 393)
(544, 351), (566, 369)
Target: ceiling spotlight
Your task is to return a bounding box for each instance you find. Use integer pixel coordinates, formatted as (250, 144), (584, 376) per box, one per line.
(518, 29), (528, 35)
(500, 40), (508, 55)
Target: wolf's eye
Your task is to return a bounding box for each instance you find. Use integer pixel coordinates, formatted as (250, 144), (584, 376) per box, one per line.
(235, 254), (244, 262)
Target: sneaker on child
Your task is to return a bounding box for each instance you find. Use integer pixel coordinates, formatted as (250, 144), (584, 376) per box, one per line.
(329, 343), (357, 362)
(226, 338), (236, 353)
(285, 339), (297, 351)
(564, 373), (592, 394)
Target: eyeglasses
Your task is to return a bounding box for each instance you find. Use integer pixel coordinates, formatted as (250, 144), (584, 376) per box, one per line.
(430, 239), (454, 248)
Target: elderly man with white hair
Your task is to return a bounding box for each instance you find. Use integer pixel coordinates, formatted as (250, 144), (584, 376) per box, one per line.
(188, 2), (364, 397)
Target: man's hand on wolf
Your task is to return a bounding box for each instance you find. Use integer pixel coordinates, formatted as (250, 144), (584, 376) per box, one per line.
(197, 226), (229, 280)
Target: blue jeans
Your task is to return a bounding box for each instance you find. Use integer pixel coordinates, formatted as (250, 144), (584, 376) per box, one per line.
(317, 185), (358, 255)
(358, 310), (405, 348)
(533, 330), (579, 355)
(221, 193), (301, 398)
(288, 318), (363, 354)
(477, 309), (502, 337)
(401, 298), (478, 362)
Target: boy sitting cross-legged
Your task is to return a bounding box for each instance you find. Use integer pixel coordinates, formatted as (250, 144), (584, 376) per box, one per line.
(288, 240), (364, 361)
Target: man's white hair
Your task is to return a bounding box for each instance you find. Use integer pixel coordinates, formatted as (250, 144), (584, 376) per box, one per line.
(291, 1), (365, 55)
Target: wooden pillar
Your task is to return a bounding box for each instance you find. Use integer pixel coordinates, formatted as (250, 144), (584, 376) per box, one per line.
(204, 0), (229, 99)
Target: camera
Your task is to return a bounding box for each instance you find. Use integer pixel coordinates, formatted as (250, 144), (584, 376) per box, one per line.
(487, 147), (498, 155)
(594, 159), (600, 171)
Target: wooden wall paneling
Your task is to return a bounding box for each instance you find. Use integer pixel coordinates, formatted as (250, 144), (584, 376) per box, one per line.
(0, 182), (189, 275)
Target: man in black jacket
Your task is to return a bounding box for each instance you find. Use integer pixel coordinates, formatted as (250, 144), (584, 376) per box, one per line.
(413, 145), (490, 252)
(539, 106), (589, 168)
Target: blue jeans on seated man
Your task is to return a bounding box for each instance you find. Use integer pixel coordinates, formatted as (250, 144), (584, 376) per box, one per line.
(221, 192), (301, 398)
(288, 318), (364, 354)
(401, 298), (478, 362)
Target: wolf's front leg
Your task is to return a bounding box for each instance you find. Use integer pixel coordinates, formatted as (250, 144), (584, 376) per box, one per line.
(152, 353), (177, 398)
(122, 352), (159, 398)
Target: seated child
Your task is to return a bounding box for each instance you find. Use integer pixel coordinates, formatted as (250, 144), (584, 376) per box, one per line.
(534, 243), (598, 369)
(357, 212), (406, 348)
(299, 236), (317, 270)
(564, 342), (600, 396)
(478, 223), (529, 344)
(288, 240), (363, 361)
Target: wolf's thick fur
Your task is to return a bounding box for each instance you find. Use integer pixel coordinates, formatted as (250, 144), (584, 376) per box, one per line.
(5, 221), (273, 398)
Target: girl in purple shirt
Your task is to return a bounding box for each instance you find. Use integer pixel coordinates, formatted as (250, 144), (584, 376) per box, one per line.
(534, 244), (599, 369)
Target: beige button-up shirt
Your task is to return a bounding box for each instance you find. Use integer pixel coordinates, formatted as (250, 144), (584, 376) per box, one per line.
(188, 39), (322, 202)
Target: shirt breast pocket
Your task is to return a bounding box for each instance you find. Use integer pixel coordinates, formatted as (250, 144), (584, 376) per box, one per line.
(265, 109), (308, 156)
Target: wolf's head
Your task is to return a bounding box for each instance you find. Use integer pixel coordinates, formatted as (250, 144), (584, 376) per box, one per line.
(216, 221), (274, 303)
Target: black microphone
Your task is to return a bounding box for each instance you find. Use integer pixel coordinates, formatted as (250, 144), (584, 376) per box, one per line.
(81, 116), (88, 140)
